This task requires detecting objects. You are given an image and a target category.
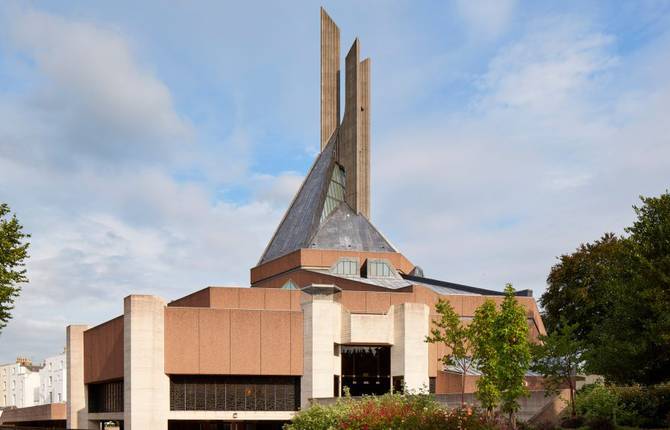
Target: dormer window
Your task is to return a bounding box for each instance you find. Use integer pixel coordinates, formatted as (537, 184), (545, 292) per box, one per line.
(363, 259), (397, 279)
(330, 257), (359, 277)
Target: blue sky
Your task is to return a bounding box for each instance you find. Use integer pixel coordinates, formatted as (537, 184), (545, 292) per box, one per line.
(0, 0), (669, 362)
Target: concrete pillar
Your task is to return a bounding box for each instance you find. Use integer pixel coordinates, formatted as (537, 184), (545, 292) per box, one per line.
(124, 295), (169, 430)
(391, 303), (430, 392)
(66, 324), (89, 429)
(301, 287), (342, 407)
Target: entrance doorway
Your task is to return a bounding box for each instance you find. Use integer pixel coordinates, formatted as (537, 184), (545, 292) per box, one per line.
(340, 346), (391, 396)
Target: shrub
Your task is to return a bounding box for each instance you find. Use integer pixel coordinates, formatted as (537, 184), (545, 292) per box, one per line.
(575, 383), (619, 421)
(612, 384), (670, 428)
(285, 393), (502, 430)
(285, 402), (343, 430)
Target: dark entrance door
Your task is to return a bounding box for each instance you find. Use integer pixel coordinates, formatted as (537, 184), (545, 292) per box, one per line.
(340, 345), (391, 396)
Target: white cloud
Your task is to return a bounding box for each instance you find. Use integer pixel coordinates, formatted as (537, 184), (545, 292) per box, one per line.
(0, 7), (289, 362)
(4, 8), (192, 165)
(455, 0), (517, 40)
(479, 18), (617, 113)
(373, 15), (670, 298)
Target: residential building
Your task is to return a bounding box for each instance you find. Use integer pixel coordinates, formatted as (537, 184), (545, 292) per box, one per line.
(39, 352), (67, 405)
(0, 358), (41, 408)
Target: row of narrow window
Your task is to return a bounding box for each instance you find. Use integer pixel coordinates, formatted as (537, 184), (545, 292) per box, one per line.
(331, 258), (395, 278)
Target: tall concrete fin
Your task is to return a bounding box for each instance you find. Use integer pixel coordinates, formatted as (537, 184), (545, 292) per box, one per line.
(359, 58), (371, 219)
(339, 39), (370, 218)
(320, 7), (340, 151)
(340, 39), (360, 215)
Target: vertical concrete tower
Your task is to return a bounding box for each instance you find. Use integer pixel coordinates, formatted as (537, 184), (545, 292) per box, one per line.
(320, 8), (340, 150)
(258, 8), (384, 265)
(320, 7), (371, 219)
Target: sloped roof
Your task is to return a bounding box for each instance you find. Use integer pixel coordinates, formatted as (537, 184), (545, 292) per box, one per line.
(259, 138), (337, 264)
(259, 136), (397, 264)
(309, 203), (395, 252)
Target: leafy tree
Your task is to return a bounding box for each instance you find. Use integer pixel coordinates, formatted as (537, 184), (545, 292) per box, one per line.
(470, 299), (500, 415)
(0, 203), (30, 332)
(495, 284), (531, 427)
(541, 233), (626, 336)
(531, 321), (585, 418)
(540, 192), (670, 385)
(425, 298), (474, 406)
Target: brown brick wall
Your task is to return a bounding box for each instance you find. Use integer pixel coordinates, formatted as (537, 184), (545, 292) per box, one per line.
(164, 307), (303, 376)
(84, 316), (123, 384)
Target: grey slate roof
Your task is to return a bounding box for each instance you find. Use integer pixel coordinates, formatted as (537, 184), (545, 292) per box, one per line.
(309, 203), (395, 252)
(259, 138), (336, 264)
(259, 136), (397, 264)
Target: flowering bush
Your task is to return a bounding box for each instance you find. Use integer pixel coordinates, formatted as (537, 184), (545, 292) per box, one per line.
(285, 393), (505, 430)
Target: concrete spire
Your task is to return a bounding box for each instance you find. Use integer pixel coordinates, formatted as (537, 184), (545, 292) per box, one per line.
(320, 7), (340, 150)
(339, 39), (371, 218)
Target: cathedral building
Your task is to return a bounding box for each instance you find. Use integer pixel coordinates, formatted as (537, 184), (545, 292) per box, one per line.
(64, 9), (545, 430)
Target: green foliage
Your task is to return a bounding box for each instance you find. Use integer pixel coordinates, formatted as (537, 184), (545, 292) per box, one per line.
(531, 321), (584, 417)
(495, 284), (532, 421)
(575, 383), (619, 421)
(0, 203), (30, 332)
(540, 191), (670, 385)
(570, 383), (670, 428)
(471, 299), (501, 412)
(285, 401), (343, 430)
(426, 298), (474, 405)
(613, 384), (670, 428)
(285, 393), (502, 430)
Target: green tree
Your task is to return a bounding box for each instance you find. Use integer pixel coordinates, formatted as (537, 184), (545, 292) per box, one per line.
(495, 284), (531, 427)
(541, 233), (626, 337)
(540, 192), (670, 385)
(0, 203), (30, 332)
(470, 299), (500, 415)
(531, 321), (584, 418)
(425, 298), (473, 406)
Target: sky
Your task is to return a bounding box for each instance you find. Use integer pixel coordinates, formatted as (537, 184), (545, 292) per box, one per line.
(0, 0), (669, 362)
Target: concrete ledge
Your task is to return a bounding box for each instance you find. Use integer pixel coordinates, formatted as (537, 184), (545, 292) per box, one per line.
(0, 402), (66, 423)
(168, 411), (295, 421)
(88, 412), (124, 421)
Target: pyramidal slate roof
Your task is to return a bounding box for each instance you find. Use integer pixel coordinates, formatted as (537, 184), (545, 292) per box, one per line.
(258, 137), (396, 264)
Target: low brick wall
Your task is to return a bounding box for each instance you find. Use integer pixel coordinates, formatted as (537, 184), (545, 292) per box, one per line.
(0, 402), (66, 424)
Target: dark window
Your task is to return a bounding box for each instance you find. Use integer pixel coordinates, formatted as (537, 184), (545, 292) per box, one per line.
(169, 375), (300, 411)
(341, 346), (391, 396)
(429, 377), (436, 394)
(392, 376), (404, 394)
(333, 375), (340, 397)
(88, 380), (124, 413)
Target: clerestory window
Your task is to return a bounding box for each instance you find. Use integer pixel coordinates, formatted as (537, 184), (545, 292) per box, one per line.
(321, 164), (346, 223)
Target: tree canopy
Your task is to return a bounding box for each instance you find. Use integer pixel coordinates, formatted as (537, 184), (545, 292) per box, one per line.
(540, 191), (670, 385)
(531, 321), (584, 417)
(0, 203), (30, 332)
(425, 298), (474, 405)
